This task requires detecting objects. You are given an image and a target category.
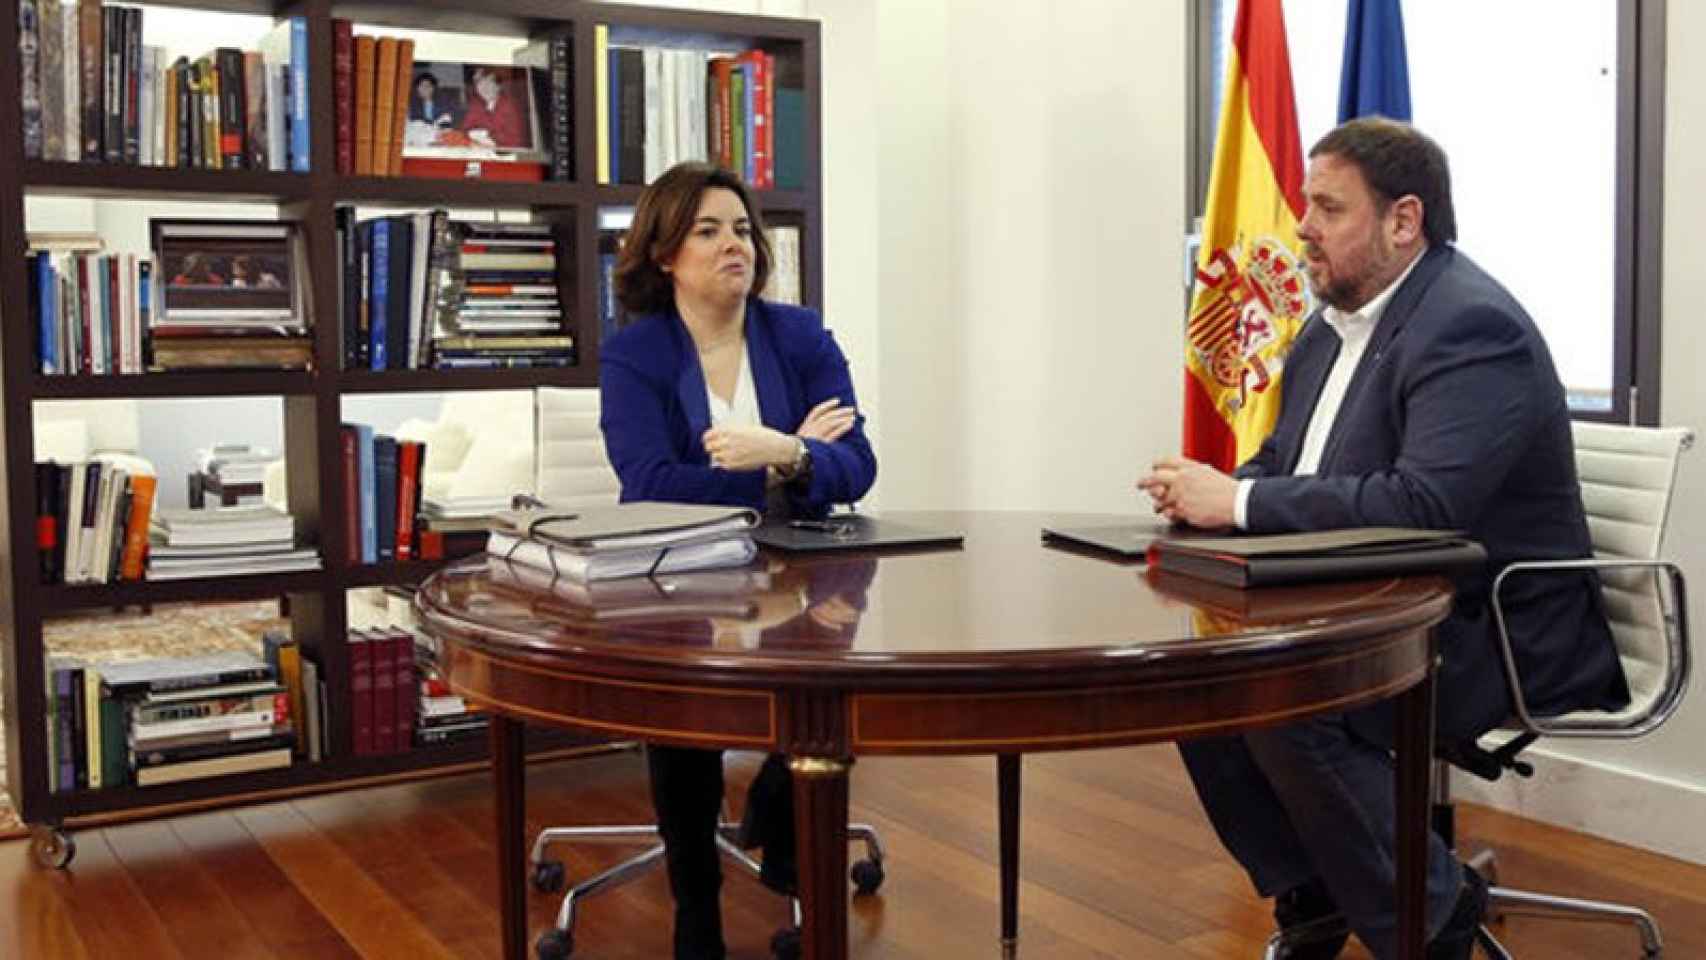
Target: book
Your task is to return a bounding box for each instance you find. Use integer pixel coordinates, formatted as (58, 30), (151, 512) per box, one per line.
(133, 745), (292, 787)
(1147, 527), (1488, 588)
(102, 651), (274, 697)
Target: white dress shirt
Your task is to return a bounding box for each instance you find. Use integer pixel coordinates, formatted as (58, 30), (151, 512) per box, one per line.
(1233, 251), (1423, 529)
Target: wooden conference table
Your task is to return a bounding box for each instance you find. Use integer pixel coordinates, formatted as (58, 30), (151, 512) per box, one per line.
(414, 511), (1452, 960)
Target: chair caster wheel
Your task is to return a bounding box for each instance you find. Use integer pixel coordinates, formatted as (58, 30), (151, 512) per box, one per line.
(851, 858), (884, 895)
(536, 928), (573, 960)
(532, 859), (566, 893)
(31, 827), (75, 869)
(770, 925), (801, 960)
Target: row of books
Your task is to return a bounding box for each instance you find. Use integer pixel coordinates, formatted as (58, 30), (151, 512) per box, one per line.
(358, 623), (492, 754)
(338, 424), (427, 565)
(44, 649), (302, 793)
(19, 2), (309, 171)
(27, 247), (152, 376)
(35, 459), (156, 585)
(336, 213), (573, 371)
(595, 31), (803, 191)
(28, 220), (315, 375)
(337, 23), (413, 177)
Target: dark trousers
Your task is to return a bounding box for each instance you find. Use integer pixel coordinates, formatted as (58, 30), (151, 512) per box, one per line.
(648, 747), (796, 960)
(1178, 712), (1462, 960)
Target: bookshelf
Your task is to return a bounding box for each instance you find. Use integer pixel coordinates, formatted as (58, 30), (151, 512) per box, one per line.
(0, 0), (821, 838)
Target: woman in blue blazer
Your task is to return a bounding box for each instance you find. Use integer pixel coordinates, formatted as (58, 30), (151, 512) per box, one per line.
(599, 161), (876, 960)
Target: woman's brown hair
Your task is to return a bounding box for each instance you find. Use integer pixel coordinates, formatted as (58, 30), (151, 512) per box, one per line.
(613, 162), (773, 315)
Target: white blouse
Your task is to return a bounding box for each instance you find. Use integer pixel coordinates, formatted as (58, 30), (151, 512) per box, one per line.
(705, 342), (762, 427)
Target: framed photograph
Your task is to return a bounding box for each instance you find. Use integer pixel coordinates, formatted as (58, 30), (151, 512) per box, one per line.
(149, 220), (309, 329)
(403, 61), (547, 163)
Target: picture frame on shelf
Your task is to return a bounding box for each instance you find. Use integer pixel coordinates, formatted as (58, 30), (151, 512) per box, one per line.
(401, 62), (548, 181)
(148, 219), (310, 331)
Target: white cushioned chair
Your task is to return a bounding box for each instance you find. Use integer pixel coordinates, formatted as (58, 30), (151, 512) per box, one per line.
(1463, 422), (1693, 959)
(1266, 422), (1693, 960)
(533, 387), (620, 508)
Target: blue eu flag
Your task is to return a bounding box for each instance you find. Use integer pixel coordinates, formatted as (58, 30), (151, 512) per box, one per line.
(1338, 0), (1411, 122)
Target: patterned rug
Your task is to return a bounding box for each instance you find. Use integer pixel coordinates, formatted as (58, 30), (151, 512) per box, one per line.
(0, 600), (289, 839)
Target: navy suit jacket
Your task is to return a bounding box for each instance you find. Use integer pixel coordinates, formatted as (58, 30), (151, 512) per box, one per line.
(599, 299), (877, 518)
(1237, 246), (1627, 741)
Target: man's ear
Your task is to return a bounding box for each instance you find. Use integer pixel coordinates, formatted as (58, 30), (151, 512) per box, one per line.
(1390, 195), (1424, 246)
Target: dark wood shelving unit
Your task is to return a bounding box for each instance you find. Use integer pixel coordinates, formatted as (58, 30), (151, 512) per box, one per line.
(40, 570), (327, 613)
(0, 0), (821, 835)
(28, 370), (317, 399)
(336, 366), (597, 394)
(20, 160), (314, 202)
(334, 174), (582, 208)
(340, 558), (460, 589)
(50, 727), (605, 819)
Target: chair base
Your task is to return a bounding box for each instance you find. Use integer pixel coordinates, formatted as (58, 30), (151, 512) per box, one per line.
(1259, 849), (1664, 960)
(529, 820), (886, 960)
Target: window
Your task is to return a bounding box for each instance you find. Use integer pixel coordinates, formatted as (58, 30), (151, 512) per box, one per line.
(1190, 0), (1665, 423)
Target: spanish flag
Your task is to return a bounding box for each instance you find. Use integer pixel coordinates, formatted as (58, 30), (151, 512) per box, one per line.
(1183, 0), (1310, 471)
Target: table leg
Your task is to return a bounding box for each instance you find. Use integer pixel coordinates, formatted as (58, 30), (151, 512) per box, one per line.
(491, 715), (526, 960)
(790, 756), (851, 960)
(1394, 649), (1438, 960)
(998, 753), (1021, 959)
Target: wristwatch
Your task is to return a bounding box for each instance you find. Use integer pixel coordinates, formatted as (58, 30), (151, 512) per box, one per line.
(778, 437), (812, 482)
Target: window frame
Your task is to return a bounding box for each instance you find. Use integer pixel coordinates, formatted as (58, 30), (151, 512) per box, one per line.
(1186, 0), (1667, 425)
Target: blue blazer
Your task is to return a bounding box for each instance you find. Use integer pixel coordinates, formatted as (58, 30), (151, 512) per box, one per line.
(599, 299), (877, 518)
(1237, 246), (1627, 740)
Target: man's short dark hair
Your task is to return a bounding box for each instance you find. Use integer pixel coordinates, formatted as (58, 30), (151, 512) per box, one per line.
(1310, 117), (1457, 247)
(613, 162), (773, 315)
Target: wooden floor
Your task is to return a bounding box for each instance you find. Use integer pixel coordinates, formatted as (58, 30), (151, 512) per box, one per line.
(2, 744), (1702, 959)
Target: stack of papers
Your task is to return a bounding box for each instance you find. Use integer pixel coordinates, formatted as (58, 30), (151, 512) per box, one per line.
(148, 505), (322, 580)
(197, 444), (281, 485)
(488, 556), (766, 621)
(486, 501), (760, 583)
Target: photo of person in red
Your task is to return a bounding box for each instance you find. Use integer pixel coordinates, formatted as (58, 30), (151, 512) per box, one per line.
(169, 253), (224, 287)
(460, 66), (529, 150)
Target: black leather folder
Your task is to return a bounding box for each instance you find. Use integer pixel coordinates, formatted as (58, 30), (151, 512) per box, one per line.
(1149, 527), (1487, 588)
(753, 514), (963, 553)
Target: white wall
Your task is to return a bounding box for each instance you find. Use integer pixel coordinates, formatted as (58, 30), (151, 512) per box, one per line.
(943, 0), (1186, 514)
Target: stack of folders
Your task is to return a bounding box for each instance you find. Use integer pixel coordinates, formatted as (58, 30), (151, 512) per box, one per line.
(486, 501), (761, 583)
(489, 557), (765, 622)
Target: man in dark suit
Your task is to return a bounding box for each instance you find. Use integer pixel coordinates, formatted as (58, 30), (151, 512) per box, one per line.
(1140, 118), (1627, 960)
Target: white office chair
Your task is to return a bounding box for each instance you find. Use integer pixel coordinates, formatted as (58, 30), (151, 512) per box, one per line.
(1265, 422), (1693, 960)
(1461, 422), (1693, 959)
(534, 387), (621, 509)
(525, 388), (886, 960)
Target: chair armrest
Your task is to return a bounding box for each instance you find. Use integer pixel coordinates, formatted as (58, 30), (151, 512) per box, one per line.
(1491, 558), (1689, 738)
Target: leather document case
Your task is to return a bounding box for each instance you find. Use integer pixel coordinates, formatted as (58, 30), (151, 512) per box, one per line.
(752, 514), (964, 553)
(1148, 527), (1487, 588)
